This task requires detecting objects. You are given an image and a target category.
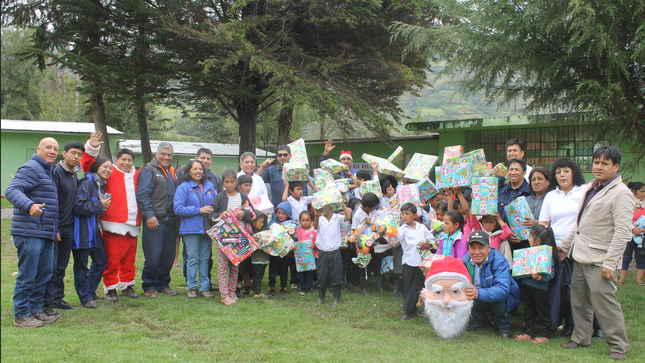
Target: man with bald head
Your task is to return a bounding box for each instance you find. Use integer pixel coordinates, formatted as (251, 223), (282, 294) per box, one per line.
(6, 138), (62, 328)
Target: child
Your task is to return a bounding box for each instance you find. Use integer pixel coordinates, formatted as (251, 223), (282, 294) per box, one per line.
(448, 187), (475, 238)
(436, 210), (468, 258)
(395, 203), (434, 321)
(313, 199), (351, 306)
(249, 213), (270, 298)
(353, 170), (372, 198)
(380, 178), (397, 209)
(295, 211), (317, 293)
(268, 201), (295, 295)
(435, 202), (448, 222)
(351, 192), (381, 295)
(282, 179), (316, 225)
(471, 213), (513, 265)
(208, 170), (254, 306)
(237, 174), (254, 297)
(514, 225), (559, 344)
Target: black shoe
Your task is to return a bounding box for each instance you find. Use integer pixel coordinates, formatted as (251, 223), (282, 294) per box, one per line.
(593, 329), (605, 340)
(235, 288), (244, 299)
(401, 312), (417, 321)
(43, 306), (61, 318)
(106, 289), (118, 302)
(244, 286), (251, 296)
(498, 327), (513, 339)
(279, 287), (287, 294)
(306, 287), (313, 293)
(269, 286), (276, 296)
(51, 299), (79, 310)
(560, 324), (574, 337)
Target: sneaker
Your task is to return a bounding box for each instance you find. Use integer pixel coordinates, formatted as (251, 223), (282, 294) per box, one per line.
(42, 306), (61, 318)
(279, 287), (287, 294)
(83, 300), (99, 309)
(198, 290), (214, 298)
(32, 312), (58, 323)
(269, 286), (276, 296)
(121, 287), (139, 299)
(13, 315), (45, 328)
(498, 327), (513, 339)
(187, 287), (198, 299)
(250, 292), (268, 299)
(106, 289), (118, 302)
(158, 288), (178, 296)
(51, 299), (79, 310)
(144, 289), (157, 298)
(291, 283), (298, 289)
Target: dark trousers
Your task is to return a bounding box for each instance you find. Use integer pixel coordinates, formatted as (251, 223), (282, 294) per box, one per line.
(141, 221), (177, 292)
(269, 255), (288, 288)
(471, 299), (511, 329)
(347, 248), (361, 286)
(298, 270), (314, 289)
(340, 247), (352, 285)
(252, 264), (267, 294)
(44, 225), (74, 305)
(549, 258), (574, 330)
(288, 251), (298, 284)
(317, 250), (343, 289)
(402, 265), (424, 314)
(369, 250), (385, 277)
(522, 284), (551, 338)
(72, 238), (107, 304)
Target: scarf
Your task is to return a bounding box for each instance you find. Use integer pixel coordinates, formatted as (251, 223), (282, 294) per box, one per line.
(441, 231), (462, 256)
(635, 196), (645, 211)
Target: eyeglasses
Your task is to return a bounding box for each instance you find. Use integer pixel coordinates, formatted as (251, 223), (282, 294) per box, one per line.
(277, 153), (289, 157)
(67, 151), (83, 157)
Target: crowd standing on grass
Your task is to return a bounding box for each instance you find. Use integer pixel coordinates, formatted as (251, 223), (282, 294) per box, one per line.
(6, 134), (643, 361)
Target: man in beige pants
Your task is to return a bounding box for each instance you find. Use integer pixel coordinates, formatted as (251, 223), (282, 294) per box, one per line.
(558, 146), (634, 361)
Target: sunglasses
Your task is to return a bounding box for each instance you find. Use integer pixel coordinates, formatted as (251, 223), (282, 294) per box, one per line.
(277, 153), (289, 157)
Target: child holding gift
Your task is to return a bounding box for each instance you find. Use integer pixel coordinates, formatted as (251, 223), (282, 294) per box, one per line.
(436, 210), (468, 258)
(514, 224), (560, 344)
(351, 192), (381, 295)
(313, 199), (351, 306)
(208, 170), (255, 306)
(295, 211), (317, 293)
(282, 179), (317, 225)
(353, 170), (372, 198)
(268, 201), (296, 295)
(249, 213), (270, 298)
(236, 174), (255, 297)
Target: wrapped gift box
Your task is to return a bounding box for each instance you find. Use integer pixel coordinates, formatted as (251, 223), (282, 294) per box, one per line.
(335, 178), (350, 196)
(471, 177), (498, 215)
(634, 215), (645, 229)
(512, 245), (554, 278)
(505, 196), (534, 241)
(417, 177), (439, 201)
(397, 184), (422, 216)
(320, 158), (348, 174)
(442, 145), (464, 164)
(250, 194), (275, 218)
(294, 240), (316, 272)
(435, 163), (472, 188)
(359, 180), (383, 199)
(419, 254), (447, 275)
(387, 146), (404, 166)
(454, 162), (472, 187)
(381, 256), (395, 275)
(404, 153), (439, 182)
(352, 252), (372, 269)
(283, 162), (310, 182)
(493, 163), (508, 175)
(312, 188), (343, 213)
(207, 213), (259, 266)
(362, 153), (405, 178)
(314, 168), (336, 191)
(287, 138), (308, 165)
(253, 223), (295, 258)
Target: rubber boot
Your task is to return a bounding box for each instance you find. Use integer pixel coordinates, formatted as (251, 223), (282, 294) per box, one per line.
(359, 273), (370, 296)
(375, 276), (385, 293)
(331, 287), (342, 307)
(314, 288), (326, 306)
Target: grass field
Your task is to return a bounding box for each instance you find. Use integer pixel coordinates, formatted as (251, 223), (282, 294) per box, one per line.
(1, 221), (643, 362)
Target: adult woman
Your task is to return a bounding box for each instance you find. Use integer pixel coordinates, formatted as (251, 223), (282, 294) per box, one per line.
(538, 157), (586, 337)
(523, 166), (552, 228)
(174, 160), (216, 299)
(618, 181), (645, 286)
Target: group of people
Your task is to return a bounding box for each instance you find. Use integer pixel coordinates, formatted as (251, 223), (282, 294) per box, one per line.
(7, 134), (643, 361)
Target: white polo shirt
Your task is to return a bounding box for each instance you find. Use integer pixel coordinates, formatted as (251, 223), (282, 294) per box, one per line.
(316, 213), (344, 252)
(395, 222), (434, 267)
(287, 195), (314, 225)
(539, 184), (585, 246)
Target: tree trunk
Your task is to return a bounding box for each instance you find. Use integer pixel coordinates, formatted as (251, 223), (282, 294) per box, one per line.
(88, 90), (112, 158)
(236, 101), (259, 158)
(135, 94), (153, 164)
(277, 97), (293, 146)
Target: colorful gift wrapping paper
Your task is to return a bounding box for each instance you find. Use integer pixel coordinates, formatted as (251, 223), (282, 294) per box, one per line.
(397, 184), (422, 217)
(314, 168), (336, 191)
(312, 188), (343, 213)
(250, 194), (275, 219)
(320, 158), (348, 174)
(362, 153), (406, 178)
(283, 162), (310, 182)
(404, 153), (439, 182)
(253, 223), (295, 258)
(471, 177), (498, 215)
(634, 215), (645, 230)
(435, 163), (472, 188)
(493, 163), (508, 175)
(419, 254), (447, 275)
(442, 145), (464, 164)
(505, 196), (534, 241)
(381, 256), (395, 275)
(294, 240), (316, 272)
(352, 252), (372, 269)
(387, 146), (404, 166)
(454, 162), (472, 187)
(287, 138), (309, 165)
(417, 178), (439, 201)
(512, 245), (554, 278)
(359, 180), (383, 199)
(334, 178), (350, 197)
(207, 212), (259, 266)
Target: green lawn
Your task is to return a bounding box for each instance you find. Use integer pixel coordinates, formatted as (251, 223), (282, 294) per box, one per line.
(1, 221), (643, 362)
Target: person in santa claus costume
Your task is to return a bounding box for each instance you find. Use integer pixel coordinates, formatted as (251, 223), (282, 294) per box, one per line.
(81, 131), (142, 302)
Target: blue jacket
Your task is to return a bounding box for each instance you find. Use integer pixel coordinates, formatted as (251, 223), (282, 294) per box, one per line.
(73, 173), (105, 249)
(270, 201), (293, 226)
(6, 154), (59, 240)
(174, 180), (216, 235)
(462, 248), (521, 311)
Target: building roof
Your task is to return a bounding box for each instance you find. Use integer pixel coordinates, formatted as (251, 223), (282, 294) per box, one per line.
(1, 119), (124, 136)
(119, 139), (275, 157)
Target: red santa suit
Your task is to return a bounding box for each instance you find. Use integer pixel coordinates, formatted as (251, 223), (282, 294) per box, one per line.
(81, 142), (142, 293)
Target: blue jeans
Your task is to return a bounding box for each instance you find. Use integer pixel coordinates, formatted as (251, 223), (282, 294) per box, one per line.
(471, 299), (512, 329)
(72, 237), (107, 304)
(183, 234), (212, 291)
(44, 225), (74, 305)
(13, 236), (54, 319)
(141, 221), (177, 292)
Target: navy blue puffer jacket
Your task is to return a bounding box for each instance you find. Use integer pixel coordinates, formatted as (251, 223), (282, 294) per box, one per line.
(73, 173), (105, 249)
(6, 154), (59, 240)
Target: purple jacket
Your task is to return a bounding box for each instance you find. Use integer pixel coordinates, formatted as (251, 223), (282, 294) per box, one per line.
(436, 231), (468, 259)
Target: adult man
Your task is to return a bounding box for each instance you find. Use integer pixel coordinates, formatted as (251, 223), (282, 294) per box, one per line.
(558, 147), (633, 361)
(6, 137), (61, 328)
(498, 158), (531, 250)
(82, 132), (141, 302)
(495, 139), (532, 183)
(238, 151), (269, 199)
(462, 231), (520, 338)
(43, 140), (85, 313)
(419, 256), (475, 339)
(258, 145), (307, 206)
(137, 142), (179, 297)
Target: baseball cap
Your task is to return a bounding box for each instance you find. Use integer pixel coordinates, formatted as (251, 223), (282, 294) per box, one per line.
(468, 230), (490, 246)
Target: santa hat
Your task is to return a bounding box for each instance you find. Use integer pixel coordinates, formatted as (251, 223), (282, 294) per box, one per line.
(424, 256), (472, 290)
(339, 150), (352, 161)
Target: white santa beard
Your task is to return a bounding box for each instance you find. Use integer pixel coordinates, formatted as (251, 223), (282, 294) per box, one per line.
(423, 297), (474, 339)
